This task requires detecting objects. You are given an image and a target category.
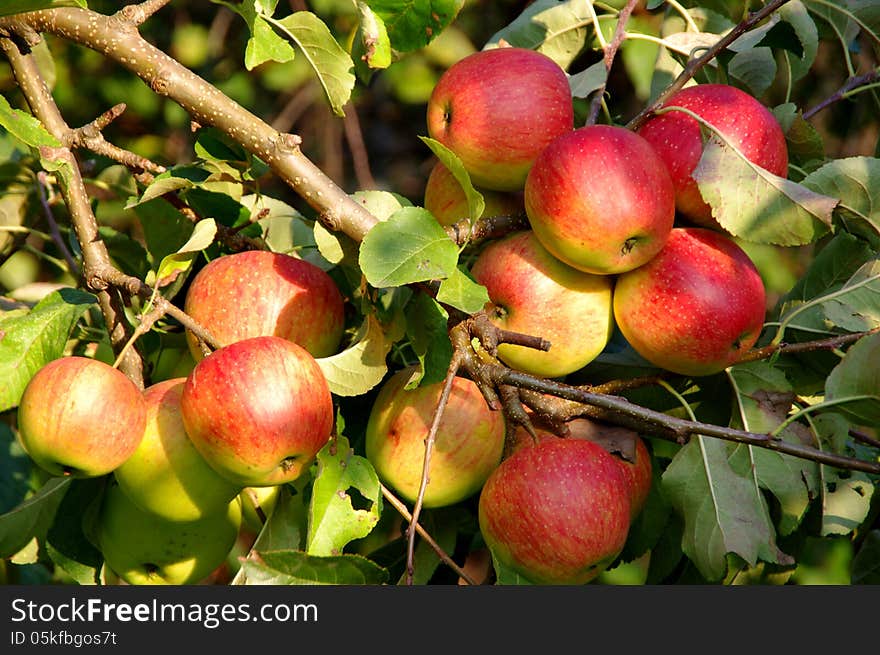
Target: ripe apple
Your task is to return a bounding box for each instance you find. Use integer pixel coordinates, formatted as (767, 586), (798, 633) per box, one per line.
(183, 249), (345, 361)
(423, 161), (524, 226)
(478, 436), (631, 585)
(16, 356), (146, 478)
(180, 335), (334, 487)
(469, 230), (614, 378)
(524, 124), (676, 275)
(613, 226), (767, 377)
(426, 46), (574, 191)
(114, 378), (242, 523)
(97, 482), (241, 585)
(509, 416), (653, 521)
(635, 83), (789, 228)
(365, 366), (506, 508)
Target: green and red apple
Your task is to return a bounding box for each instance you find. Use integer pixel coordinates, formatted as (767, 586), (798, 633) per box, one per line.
(97, 482), (241, 585)
(635, 83), (789, 228)
(423, 161), (524, 226)
(114, 378), (242, 523)
(524, 124), (676, 275)
(613, 227), (767, 377)
(180, 335), (335, 487)
(183, 249), (345, 361)
(365, 367), (506, 508)
(478, 436), (632, 585)
(16, 356), (146, 478)
(469, 230), (614, 378)
(426, 46), (574, 191)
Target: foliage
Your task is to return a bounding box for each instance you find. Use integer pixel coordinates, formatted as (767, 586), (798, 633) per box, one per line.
(0, 0), (879, 586)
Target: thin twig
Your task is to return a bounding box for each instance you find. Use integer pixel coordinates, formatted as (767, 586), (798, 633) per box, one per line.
(35, 171), (80, 276)
(587, 0), (639, 125)
(342, 101), (377, 189)
(803, 67), (880, 120)
(381, 483), (478, 586)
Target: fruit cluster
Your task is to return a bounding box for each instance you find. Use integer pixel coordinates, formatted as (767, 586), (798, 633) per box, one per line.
(418, 45), (782, 582)
(13, 45), (785, 587)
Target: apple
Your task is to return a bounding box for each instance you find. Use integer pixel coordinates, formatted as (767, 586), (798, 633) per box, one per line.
(509, 415), (653, 520)
(183, 249), (345, 361)
(114, 378), (242, 523)
(365, 366), (506, 508)
(635, 83), (789, 228)
(97, 481), (242, 585)
(180, 335), (335, 487)
(469, 230), (614, 378)
(423, 161), (524, 226)
(16, 356), (146, 478)
(613, 226), (767, 377)
(524, 124), (676, 275)
(426, 46), (574, 192)
(478, 436), (631, 585)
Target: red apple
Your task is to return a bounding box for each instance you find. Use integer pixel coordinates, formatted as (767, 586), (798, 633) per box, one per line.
(469, 230), (614, 378)
(180, 335), (334, 487)
(613, 227), (767, 377)
(423, 161), (524, 226)
(183, 250), (345, 361)
(16, 356), (146, 478)
(114, 378), (242, 522)
(365, 366), (505, 508)
(509, 415), (653, 521)
(478, 437), (631, 585)
(635, 83), (789, 228)
(426, 46), (574, 192)
(524, 124), (676, 275)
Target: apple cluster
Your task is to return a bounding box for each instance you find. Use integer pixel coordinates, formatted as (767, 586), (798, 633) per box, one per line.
(16, 250), (343, 584)
(418, 45), (784, 583)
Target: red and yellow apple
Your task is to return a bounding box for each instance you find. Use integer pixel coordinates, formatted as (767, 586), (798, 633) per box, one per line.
(524, 124), (676, 275)
(183, 249), (345, 361)
(478, 436), (631, 585)
(180, 335), (335, 487)
(613, 227), (767, 377)
(635, 83), (789, 228)
(426, 46), (574, 192)
(469, 230), (614, 378)
(365, 367), (505, 508)
(16, 356), (146, 478)
(423, 161), (524, 226)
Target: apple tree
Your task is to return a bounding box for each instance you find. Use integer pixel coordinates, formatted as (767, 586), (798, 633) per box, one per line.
(1, 0), (879, 586)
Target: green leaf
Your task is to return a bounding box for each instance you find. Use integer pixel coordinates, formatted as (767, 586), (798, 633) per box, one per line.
(0, 94), (60, 150)
(568, 61), (608, 99)
(419, 137), (484, 226)
(359, 206), (459, 288)
(821, 468), (875, 537)
(821, 260), (880, 332)
(0, 0), (85, 16)
(691, 134), (836, 246)
(249, 485), (307, 553)
(0, 423), (32, 516)
(727, 362), (819, 535)
(245, 14), (297, 70)
(242, 549), (389, 584)
(485, 0), (591, 70)
(245, 194), (333, 271)
(778, 1), (819, 81)
(132, 199), (195, 267)
(490, 550), (535, 585)
(852, 530), (880, 584)
(436, 266), (490, 315)
(661, 436), (793, 582)
(801, 157), (880, 239)
(728, 48), (777, 97)
(353, 2), (392, 81)
(404, 292), (452, 388)
(274, 12), (355, 117)
(0, 288), (96, 412)
(825, 332), (880, 425)
(307, 435), (382, 557)
(155, 218), (217, 287)
(369, 0), (465, 52)
(45, 478), (105, 585)
(315, 313), (393, 397)
(0, 477), (72, 559)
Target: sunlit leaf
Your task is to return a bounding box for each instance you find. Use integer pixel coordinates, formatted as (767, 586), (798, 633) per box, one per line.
(316, 313), (393, 397)
(369, 0), (465, 52)
(155, 218), (217, 287)
(419, 137), (484, 226)
(825, 331), (880, 425)
(0, 95), (60, 150)
(242, 549), (389, 584)
(244, 14), (296, 70)
(307, 435), (382, 556)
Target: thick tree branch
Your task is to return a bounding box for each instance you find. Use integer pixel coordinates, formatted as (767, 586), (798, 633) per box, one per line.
(0, 5), (380, 241)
